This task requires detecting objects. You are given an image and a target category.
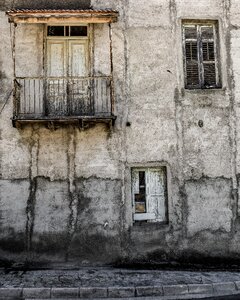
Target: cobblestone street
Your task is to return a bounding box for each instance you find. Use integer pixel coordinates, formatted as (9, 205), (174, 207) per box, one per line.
(1, 268), (240, 299)
(1, 268), (240, 288)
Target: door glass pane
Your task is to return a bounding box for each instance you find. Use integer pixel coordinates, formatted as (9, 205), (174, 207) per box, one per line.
(65, 26), (69, 36)
(70, 26), (88, 37)
(47, 26), (64, 36)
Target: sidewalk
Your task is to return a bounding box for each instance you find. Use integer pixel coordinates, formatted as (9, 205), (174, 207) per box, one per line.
(1, 267), (240, 299)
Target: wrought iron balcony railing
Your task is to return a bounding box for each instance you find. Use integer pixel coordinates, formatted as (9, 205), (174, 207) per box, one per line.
(13, 76), (115, 126)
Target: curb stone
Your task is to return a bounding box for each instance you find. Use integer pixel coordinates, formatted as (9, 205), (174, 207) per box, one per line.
(188, 283), (213, 294)
(108, 287), (135, 298)
(235, 280), (240, 290)
(80, 287), (107, 298)
(136, 286), (163, 297)
(0, 288), (22, 298)
(212, 282), (236, 294)
(163, 285), (188, 296)
(1, 282), (240, 299)
(51, 288), (79, 298)
(23, 288), (51, 299)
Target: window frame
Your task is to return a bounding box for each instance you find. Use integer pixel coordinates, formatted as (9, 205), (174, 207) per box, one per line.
(44, 23), (91, 77)
(182, 20), (221, 90)
(131, 167), (169, 224)
(46, 24), (89, 39)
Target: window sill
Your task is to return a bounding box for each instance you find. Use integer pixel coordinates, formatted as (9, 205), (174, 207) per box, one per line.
(133, 220), (169, 228)
(184, 87), (225, 94)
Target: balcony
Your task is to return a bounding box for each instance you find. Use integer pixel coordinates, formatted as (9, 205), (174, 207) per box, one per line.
(12, 76), (116, 128)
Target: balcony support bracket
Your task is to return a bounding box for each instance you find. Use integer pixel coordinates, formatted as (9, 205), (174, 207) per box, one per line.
(12, 116), (117, 130)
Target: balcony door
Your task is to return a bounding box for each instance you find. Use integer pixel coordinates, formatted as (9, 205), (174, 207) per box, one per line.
(46, 25), (89, 116)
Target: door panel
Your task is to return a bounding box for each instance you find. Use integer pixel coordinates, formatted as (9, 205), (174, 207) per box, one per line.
(47, 40), (66, 77)
(68, 40), (88, 77)
(68, 40), (90, 114)
(146, 169), (166, 222)
(47, 39), (89, 116)
(47, 40), (67, 115)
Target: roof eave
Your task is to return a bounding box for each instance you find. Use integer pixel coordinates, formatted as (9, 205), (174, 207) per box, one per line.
(6, 10), (119, 24)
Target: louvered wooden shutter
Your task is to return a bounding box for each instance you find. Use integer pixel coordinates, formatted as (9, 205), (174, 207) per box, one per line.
(184, 25), (200, 88)
(183, 23), (220, 89)
(201, 26), (217, 88)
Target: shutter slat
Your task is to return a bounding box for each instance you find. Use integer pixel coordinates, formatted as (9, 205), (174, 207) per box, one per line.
(203, 63), (216, 87)
(186, 42), (198, 61)
(202, 42), (215, 61)
(186, 63), (199, 87)
(185, 41), (199, 87)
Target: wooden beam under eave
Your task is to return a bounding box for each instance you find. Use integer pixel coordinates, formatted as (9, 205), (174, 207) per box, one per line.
(8, 15), (118, 24)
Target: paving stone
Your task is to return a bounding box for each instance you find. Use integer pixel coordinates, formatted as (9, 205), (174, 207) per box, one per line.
(163, 284), (189, 296)
(23, 288), (51, 299)
(51, 288), (79, 298)
(213, 282), (236, 294)
(108, 287), (135, 298)
(0, 288), (22, 298)
(136, 286), (163, 296)
(188, 283), (213, 294)
(80, 287), (107, 298)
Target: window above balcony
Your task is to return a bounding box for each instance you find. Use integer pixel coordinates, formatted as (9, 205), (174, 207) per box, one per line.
(6, 9), (118, 129)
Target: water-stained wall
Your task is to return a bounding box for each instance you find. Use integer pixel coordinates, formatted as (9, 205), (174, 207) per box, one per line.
(1, 0), (240, 266)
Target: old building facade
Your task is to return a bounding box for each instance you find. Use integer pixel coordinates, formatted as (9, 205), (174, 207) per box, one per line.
(1, 0), (240, 266)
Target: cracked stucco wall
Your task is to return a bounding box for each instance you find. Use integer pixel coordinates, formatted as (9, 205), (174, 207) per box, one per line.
(1, 0), (240, 265)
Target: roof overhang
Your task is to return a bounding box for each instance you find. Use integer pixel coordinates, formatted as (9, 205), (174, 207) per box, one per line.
(6, 9), (118, 24)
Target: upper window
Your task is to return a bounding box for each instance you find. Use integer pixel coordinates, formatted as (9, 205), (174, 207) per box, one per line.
(7, 9), (118, 127)
(182, 21), (221, 89)
(47, 25), (88, 37)
(132, 167), (168, 223)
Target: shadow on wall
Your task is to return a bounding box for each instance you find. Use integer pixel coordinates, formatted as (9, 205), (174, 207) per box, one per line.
(1, 0), (91, 10)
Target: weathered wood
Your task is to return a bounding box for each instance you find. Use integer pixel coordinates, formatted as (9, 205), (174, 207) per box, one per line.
(183, 22), (220, 89)
(132, 167), (168, 223)
(12, 115), (116, 129)
(7, 11), (118, 24)
(15, 76), (112, 118)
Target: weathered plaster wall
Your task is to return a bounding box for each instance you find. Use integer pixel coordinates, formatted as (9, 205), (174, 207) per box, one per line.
(15, 24), (44, 77)
(1, 0), (240, 265)
(91, 0), (240, 263)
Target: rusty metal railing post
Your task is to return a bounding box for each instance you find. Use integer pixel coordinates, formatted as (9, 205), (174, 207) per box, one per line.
(43, 77), (48, 117)
(90, 77), (94, 116)
(13, 79), (20, 117)
(109, 23), (115, 116)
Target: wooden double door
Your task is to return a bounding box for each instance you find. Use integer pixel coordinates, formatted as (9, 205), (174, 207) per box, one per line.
(47, 39), (90, 116)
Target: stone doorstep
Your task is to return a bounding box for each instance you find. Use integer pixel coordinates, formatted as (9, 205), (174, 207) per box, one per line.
(0, 282), (239, 299)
